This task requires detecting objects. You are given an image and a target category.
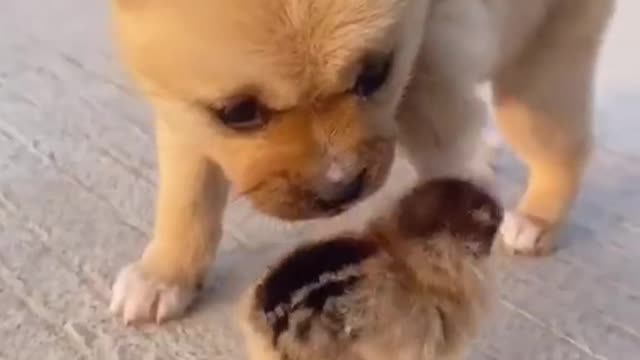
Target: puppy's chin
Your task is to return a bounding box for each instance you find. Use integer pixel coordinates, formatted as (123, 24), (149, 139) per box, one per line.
(244, 140), (395, 221)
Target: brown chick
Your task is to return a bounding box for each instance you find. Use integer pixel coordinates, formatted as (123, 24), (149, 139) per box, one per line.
(239, 178), (503, 360)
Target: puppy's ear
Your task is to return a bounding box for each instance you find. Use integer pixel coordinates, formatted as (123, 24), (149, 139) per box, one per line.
(395, 178), (503, 256)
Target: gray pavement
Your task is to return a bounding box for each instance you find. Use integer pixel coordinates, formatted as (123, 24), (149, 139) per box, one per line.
(1, 0), (639, 359)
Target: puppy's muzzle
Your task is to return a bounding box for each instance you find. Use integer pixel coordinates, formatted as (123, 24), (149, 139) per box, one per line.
(314, 168), (367, 213)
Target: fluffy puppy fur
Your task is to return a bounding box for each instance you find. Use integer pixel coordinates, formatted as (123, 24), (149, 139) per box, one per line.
(239, 178), (503, 360)
(108, 0), (614, 323)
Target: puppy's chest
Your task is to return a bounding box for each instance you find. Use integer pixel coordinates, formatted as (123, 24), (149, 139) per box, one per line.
(423, 0), (552, 80)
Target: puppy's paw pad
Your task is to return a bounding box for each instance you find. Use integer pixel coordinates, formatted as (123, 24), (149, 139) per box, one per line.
(500, 211), (555, 256)
(109, 263), (197, 324)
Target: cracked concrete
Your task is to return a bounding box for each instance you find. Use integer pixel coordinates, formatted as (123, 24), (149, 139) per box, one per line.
(1, 0), (639, 359)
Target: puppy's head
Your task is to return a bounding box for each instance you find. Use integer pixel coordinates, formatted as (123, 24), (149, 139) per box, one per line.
(111, 0), (430, 220)
(383, 178), (504, 261)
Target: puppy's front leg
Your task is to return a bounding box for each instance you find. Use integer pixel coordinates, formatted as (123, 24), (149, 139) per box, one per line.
(110, 119), (228, 324)
(397, 73), (491, 184)
(493, 1), (613, 256)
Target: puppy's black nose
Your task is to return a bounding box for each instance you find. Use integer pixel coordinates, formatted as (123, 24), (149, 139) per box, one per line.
(316, 170), (367, 211)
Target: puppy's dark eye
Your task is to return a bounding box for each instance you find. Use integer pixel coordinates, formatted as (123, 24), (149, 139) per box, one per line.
(216, 98), (265, 131)
(353, 55), (393, 99)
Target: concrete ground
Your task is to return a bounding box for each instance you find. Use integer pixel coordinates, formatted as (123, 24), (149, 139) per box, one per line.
(1, 0), (639, 359)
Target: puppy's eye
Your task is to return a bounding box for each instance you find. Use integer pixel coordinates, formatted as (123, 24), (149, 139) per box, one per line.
(216, 98), (265, 131)
(353, 55), (393, 99)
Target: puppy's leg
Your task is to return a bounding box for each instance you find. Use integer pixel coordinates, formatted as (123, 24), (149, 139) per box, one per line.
(110, 119), (228, 324)
(493, 1), (613, 255)
(397, 73), (492, 186)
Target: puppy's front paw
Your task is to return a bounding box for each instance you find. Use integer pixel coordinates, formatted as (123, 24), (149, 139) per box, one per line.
(499, 211), (555, 256)
(109, 263), (198, 324)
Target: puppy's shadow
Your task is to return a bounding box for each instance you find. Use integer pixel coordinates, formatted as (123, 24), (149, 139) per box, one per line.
(191, 241), (299, 316)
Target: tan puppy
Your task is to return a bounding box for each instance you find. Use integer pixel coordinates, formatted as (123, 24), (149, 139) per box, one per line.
(109, 0), (614, 323)
(239, 178), (503, 360)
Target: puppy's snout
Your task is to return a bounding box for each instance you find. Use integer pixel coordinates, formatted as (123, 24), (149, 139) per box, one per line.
(315, 169), (367, 211)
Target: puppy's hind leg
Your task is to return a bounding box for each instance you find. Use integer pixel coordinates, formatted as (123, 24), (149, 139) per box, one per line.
(493, 1), (614, 255)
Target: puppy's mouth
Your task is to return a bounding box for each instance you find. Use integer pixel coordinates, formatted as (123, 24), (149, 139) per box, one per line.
(312, 169), (368, 216)
(241, 139), (395, 221)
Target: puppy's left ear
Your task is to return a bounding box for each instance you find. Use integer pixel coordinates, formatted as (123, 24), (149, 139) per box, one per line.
(395, 178), (503, 257)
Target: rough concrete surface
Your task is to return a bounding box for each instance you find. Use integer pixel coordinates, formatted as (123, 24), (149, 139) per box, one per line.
(0, 0), (639, 359)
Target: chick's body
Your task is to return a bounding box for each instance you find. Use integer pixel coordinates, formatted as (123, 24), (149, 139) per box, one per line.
(240, 178), (503, 360)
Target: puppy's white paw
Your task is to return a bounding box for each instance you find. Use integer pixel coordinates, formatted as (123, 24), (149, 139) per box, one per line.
(109, 263), (197, 324)
(500, 211), (555, 256)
